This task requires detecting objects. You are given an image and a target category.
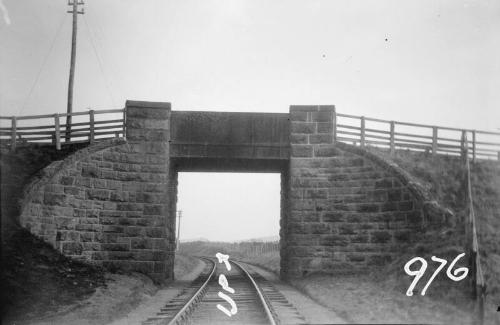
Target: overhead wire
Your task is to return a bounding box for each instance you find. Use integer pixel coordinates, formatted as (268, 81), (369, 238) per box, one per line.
(155, 0), (176, 99)
(154, 0), (161, 99)
(83, 14), (116, 108)
(19, 14), (67, 115)
(88, 10), (126, 102)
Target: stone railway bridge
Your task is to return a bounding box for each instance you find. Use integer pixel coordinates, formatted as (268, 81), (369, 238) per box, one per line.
(7, 101), (452, 282)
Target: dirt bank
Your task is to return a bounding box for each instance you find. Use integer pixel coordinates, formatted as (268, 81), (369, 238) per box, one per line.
(1, 229), (202, 325)
(1, 228), (106, 324)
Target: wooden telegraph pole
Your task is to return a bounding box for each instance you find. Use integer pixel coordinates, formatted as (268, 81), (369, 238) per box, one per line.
(176, 210), (182, 251)
(66, 0), (84, 142)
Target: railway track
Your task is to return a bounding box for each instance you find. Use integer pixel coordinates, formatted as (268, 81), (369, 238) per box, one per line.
(143, 257), (305, 325)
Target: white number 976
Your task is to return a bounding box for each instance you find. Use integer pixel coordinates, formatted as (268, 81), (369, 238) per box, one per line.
(404, 253), (468, 296)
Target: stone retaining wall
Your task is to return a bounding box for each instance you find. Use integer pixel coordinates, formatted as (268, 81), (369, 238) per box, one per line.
(282, 105), (451, 278)
(19, 101), (173, 282)
(16, 101), (452, 282)
(1, 143), (88, 240)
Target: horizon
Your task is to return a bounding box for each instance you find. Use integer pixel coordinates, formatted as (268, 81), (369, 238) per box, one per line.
(180, 235), (280, 244)
(1, 0), (498, 241)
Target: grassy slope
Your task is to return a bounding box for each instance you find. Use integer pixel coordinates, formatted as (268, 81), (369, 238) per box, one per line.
(1, 228), (107, 323)
(1, 235), (203, 324)
(10, 147), (491, 323)
(374, 149), (500, 304)
(293, 148), (500, 324)
(263, 149), (499, 324)
(293, 274), (475, 324)
(179, 241), (281, 274)
(242, 252), (280, 274)
(178, 150), (500, 323)
(174, 254), (202, 279)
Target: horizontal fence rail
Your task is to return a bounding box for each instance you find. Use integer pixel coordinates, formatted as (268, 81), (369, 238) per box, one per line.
(1, 108), (499, 161)
(334, 112), (500, 161)
(0, 109), (125, 150)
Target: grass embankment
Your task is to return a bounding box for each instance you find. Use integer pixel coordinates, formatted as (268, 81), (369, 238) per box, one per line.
(179, 241), (280, 274)
(173, 150), (500, 323)
(174, 254), (203, 279)
(1, 228), (160, 325)
(375, 149), (500, 304)
(240, 251), (280, 274)
(292, 149), (500, 324)
(1, 227), (107, 323)
(1, 228), (205, 324)
(292, 273), (475, 324)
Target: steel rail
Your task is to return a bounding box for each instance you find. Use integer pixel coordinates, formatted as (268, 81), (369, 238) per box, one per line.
(167, 257), (217, 325)
(231, 260), (278, 325)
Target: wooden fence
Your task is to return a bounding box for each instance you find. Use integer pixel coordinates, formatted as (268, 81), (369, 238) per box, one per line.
(235, 241), (280, 256)
(334, 111), (500, 161)
(0, 109), (125, 151)
(462, 134), (486, 324)
(1, 108), (499, 161)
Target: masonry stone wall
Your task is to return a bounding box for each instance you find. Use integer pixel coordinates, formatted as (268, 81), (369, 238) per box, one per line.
(15, 100), (453, 282)
(1, 143), (89, 240)
(282, 105), (447, 278)
(19, 101), (174, 282)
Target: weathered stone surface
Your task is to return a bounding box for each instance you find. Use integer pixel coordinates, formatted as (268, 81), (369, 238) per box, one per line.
(290, 134), (308, 144)
(314, 145), (341, 157)
(291, 145), (313, 157)
(62, 242), (83, 255)
(370, 231), (392, 243)
(282, 104), (428, 279)
(311, 111), (333, 122)
(18, 101), (441, 284)
(18, 101), (172, 283)
(43, 192), (67, 206)
(317, 122), (333, 133)
(309, 134), (333, 144)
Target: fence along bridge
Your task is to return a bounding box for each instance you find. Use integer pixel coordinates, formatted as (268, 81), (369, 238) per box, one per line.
(0, 109), (125, 151)
(1, 107), (499, 161)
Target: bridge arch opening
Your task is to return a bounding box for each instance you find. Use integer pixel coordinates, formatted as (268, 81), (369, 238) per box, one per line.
(16, 101), (439, 283)
(172, 171), (284, 278)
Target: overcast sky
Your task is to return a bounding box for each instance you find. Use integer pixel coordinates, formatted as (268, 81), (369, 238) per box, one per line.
(1, 0), (499, 241)
(178, 173), (280, 242)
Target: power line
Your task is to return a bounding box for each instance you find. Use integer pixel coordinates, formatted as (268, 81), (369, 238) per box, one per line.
(83, 14), (116, 108)
(19, 14), (67, 115)
(65, 0), (85, 142)
(85, 9), (126, 104)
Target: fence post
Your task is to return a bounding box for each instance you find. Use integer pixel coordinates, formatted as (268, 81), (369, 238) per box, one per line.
(122, 108), (126, 139)
(54, 114), (61, 150)
(472, 130), (476, 163)
(460, 130), (467, 161)
(432, 126), (438, 156)
(390, 121), (395, 156)
(463, 136), (486, 325)
(360, 116), (365, 147)
(332, 106), (337, 144)
(89, 110), (95, 143)
(10, 116), (17, 151)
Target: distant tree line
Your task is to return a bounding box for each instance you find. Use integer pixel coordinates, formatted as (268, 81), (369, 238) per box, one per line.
(179, 240), (280, 259)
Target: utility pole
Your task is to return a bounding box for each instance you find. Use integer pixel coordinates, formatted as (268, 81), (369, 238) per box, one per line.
(176, 210), (182, 251)
(66, 0), (85, 142)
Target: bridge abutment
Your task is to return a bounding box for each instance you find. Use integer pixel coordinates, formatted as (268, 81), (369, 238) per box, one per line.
(124, 101), (174, 281)
(284, 105), (428, 278)
(20, 101), (175, 282)
(17, 100), (451, 283)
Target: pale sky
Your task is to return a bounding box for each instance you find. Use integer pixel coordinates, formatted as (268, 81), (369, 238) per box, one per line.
(177, 173), (280, 242)
(1, 0), (499, 241)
